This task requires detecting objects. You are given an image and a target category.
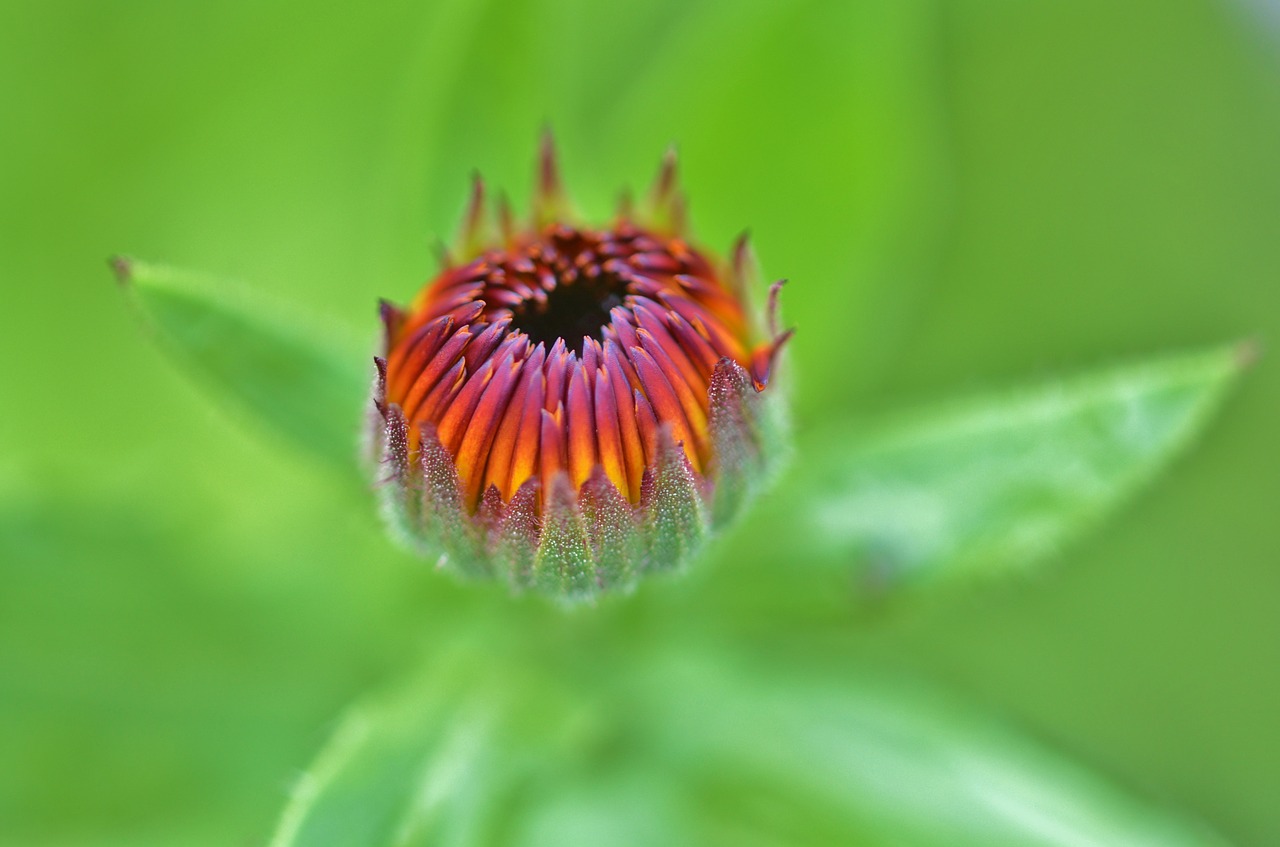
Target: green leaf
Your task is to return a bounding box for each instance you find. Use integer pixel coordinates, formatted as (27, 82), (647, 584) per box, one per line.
(640, 652), (1229, 847)
(788, 342), (1253, 592)
(267, 647), (638, 847)
(112, 257), (371, 470)
(268, 646), (1228, 846)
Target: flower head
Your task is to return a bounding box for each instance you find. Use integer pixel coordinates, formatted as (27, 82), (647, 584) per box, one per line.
(371, 137), (791, 600)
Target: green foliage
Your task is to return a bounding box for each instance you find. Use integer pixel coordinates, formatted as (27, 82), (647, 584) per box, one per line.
(113, 258), (371, 471)
(117, 261), (1247, 599)
(5, 0), (1279, 844)
(789, 343), (1251, 592)
(110, 165), (1249, 847)
(269, 646), (1227, 847)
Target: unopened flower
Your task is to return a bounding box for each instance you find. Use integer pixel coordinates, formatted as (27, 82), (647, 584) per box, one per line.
(370, 137), (791, 600)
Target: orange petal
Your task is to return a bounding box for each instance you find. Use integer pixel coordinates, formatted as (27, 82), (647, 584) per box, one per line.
(410, 358), (466, 452)
(593, 367), (629, 500)
(543, 339), (570, 411)
(633, 388), (658, 468)
(633, 301), (708, 412)
(606, 343), (646, 501)
(633, 340), (705, 469)
(507, 369), (546, 499)
(566, 361), (596, 489)
(402, 325), (472, 423)
(456, 348), (527, 507)
(386, 314), (453, 400)
(539, 405), (566, 501)
(484, 344), (546, 499)
(665, 310), (720, 382)
(436, 358), (496, 455)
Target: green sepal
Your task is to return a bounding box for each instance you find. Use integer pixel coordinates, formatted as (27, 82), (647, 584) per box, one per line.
(532, 474), (597, 599)
(418, 426), (490, 579)
(579, 469), (639, 591)
(376, 404), (434, 559)
(706, 356), (789, 528)
(495, 481), (541, 591)
(639, 426), (707, 573)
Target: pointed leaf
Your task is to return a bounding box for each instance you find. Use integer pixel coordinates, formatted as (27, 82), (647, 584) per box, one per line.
(787, 343), (1253, 592)
(113, 257), (370, 470)
(267, 648), (612, 847)
(269, 647), (1228, 846)
(638, 652), (1229, 847)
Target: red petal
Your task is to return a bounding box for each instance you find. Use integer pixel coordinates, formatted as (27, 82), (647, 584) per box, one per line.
(462, 319), (511, 372)
(507, 369), (546, 500)
(410, 358), (467, 449)
(401, 324), (472, 422)
(592, 367), (628, 499)
(456, 350), (527, 507)
(566, 360), (596, 489)
(539, 405), (566, 502)
(665, 311), (719, 382)
(633, 300), (708, 411)
(631, 345), (702, 473)
(749, 329), (794, 392)
(436, 357), (497, 455)
(484, 344), (546, 499)
(606, 343), (646, 501)
(543, 339), (570, 412)
(633, 388), (658, 468)
(386, 314), (453, 400)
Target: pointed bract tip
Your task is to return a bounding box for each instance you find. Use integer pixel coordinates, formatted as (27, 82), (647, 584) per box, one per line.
(378, 297), (402, 323)
(108, 255), (133, 286)
(728, 231), (756, 296)
(654, 145), (679, 200)
(766, 278), (788, 338)
(538, 130), (562, 198)
(433, 238), (454, 269)
(670, 192), (689, 233)
(750, 328), (794, 392)
(458, 172), (490, 254)
(372, 356), (389, 414)
(1235, 337), (1264, 369)
(616, 189), (635, 220)
(497, 193), (516, 242)
(465, 171), (486, 223)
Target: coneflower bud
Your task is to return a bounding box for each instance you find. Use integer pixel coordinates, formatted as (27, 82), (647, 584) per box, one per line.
(371, 137), (791, 600)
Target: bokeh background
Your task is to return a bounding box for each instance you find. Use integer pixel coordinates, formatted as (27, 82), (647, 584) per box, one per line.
(2, 0), (1278, 844)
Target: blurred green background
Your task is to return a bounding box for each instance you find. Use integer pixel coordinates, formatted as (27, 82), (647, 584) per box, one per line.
(2, 0), (1278, 844)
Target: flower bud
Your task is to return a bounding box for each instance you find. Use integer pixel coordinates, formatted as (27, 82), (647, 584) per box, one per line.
(371, 137), (791, 600)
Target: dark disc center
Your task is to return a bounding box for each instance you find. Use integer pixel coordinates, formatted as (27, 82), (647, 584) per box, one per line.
(509, 272), (629, 355)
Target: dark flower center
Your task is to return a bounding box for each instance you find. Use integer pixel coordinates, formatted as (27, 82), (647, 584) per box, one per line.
(508, 270), (630, 355)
